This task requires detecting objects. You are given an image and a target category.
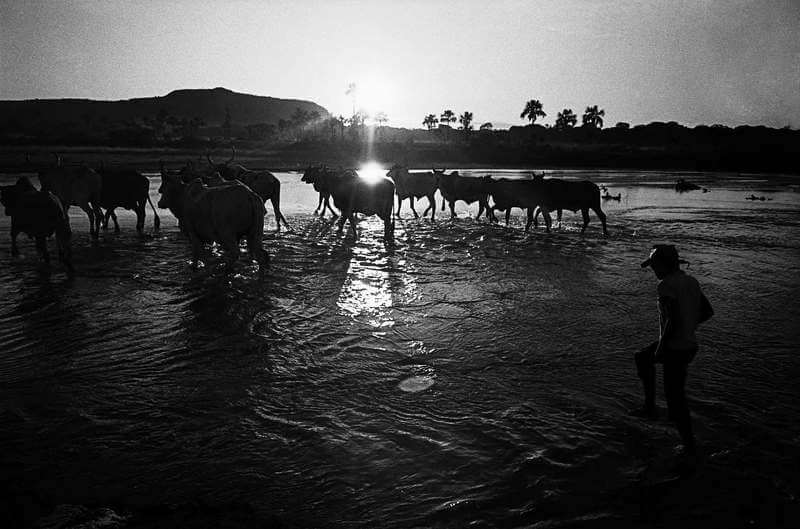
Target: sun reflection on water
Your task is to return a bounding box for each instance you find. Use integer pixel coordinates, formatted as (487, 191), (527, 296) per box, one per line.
(335, 234), (419, 328)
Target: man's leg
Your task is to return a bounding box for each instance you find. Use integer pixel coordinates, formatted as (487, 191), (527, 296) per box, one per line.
(633, 341), (659, 416)
(663, 351), (696, 452)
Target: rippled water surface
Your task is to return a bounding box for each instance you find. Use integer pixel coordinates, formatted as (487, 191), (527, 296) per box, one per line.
(1, 169), (799, 528)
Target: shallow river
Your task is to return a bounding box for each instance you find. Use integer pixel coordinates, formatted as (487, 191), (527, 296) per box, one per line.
(1, 169), (799, 528)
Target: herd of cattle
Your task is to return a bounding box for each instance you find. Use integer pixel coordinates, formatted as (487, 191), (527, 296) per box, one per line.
(0, 152), (608, 274)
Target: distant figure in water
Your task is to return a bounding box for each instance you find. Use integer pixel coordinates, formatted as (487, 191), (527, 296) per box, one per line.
(632, 245), (714, 456)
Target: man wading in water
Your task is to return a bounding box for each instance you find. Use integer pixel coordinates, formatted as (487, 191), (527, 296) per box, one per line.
(632, 244), (714, 456)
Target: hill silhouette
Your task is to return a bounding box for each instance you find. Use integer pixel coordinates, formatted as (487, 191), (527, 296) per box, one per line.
(0, 87), (328, 144)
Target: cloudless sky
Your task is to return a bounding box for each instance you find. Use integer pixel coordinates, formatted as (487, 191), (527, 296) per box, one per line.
(1, 0), (799, 128)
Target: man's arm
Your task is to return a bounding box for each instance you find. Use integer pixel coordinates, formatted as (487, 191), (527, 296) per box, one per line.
(656, 295), (676, 359)
(698, 291), (714, 324)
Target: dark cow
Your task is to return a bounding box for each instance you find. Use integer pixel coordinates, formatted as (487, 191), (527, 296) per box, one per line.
(386, 164), (438, 220)
(38, 155), (104, 239)
(532, 174), (608, 235)
(97, 165), (160, 233)
(434, 169), (495, 220)
(301, 164), (338, 217)
(206, 148), (289, 230)
(486, 177), (543, 231)
(157, 173), (268, 270)
(302, 167), (395, 241)
(1, 176), (73, 272)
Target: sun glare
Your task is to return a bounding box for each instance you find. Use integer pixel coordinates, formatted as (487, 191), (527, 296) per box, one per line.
(351, 75), (395, 119)
(357, 162), (386, 183)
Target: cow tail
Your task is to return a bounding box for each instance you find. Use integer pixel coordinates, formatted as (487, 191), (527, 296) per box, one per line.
(146, 194), (161, 231)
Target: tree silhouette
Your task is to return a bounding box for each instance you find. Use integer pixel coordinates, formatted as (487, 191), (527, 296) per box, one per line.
(581, 105), (605, 128)
(374, 112), (388, 127)
(423, 114), (439, 130)
(479, 122), (493, 131)
(440, 109), (456, 127)
(555, 108), (577, 130)
(346, 83), (357, 116)
(459, 111), (474, 131)
(520, 99), (546, 124)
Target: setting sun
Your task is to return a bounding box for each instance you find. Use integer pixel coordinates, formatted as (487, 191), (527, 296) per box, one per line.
(357, 161), (386, 182)
(350, 75), (395, 120)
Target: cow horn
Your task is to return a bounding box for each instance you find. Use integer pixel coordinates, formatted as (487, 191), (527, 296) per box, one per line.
(227, 145), (236, 165)
(206, 150), (215, 166)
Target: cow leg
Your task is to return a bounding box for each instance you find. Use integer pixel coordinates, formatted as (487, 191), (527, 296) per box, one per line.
(221, 237), (240, 269)
(336, 213), (347, 234)
(533, 206), (540, 228)
(423, 194), (435, 220)
(135, 202), (146, 233)
(270, 196), (287, 232)
(593, 206), (609, 236)
(347, 213), (359, 240)
(557, 209), (563, 228)
(10, 223), (20, 256)
(325, 195), (338, 218)
(246, 236), (269, 271)
(188, 233), (203, 269)
(395, 196), (402, 218)
(409, 197), (419, 218)
(505, 209), (511, 226)
(56, 228), (73, 274)
(580, 208), (590, 234)
(477, 200), (489, 221)
(314, 193), (323, 215)
(35, 236), (50, 265)
(146, 195), (161, 232)
(93, 203), (104, 237)
(111, 210), (121, 233)
(542, 207), (553, 233)
(380, 210), (394, 242)
(525, 208), (534, 232)
(101, 208), (111, 230)
(78, 204), (98, 239)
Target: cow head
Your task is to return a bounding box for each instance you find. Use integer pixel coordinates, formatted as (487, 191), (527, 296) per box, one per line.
(203, 172), (225, 186)
(0, 177), (36, 216)
(206, 146), (236, 174)
(0, 184), (15, 216)
(301, 165), (321, 184)
(158, 172), (186, 218)
(386, 164), (407, 181)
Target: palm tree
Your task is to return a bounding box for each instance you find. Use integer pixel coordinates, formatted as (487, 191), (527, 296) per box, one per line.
(458, 111), (474, 131)
(440, 109), (456, 127)
(581, 105), (605, 128)
(336, 115), (346, 139)
(555, 108), (577, 130)
(374, 112), (388, 140)
(374, 112), (388, 128)
(423, 114), (439, 130)
(345, 83), (357, 116)
(520, 99), (546, 124)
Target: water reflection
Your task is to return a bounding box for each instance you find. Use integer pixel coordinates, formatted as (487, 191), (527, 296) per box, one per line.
(336, 219), (417, 328)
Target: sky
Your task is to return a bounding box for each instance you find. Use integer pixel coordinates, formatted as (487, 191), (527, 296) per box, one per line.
(1, 0), (799, 129)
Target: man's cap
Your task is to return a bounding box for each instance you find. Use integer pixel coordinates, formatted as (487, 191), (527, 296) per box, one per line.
(641, 244), (689, 268)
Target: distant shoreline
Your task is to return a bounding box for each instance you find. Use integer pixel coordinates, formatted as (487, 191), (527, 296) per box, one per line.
(1, 144), (798, 177)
